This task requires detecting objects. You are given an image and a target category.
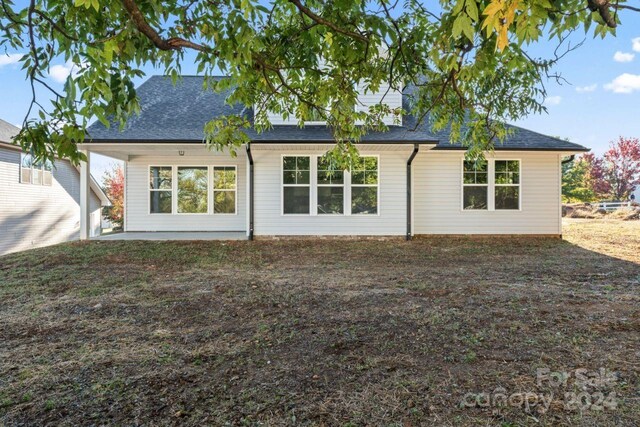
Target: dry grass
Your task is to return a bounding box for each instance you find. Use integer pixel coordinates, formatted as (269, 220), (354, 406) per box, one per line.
(0, 220), (638, 426)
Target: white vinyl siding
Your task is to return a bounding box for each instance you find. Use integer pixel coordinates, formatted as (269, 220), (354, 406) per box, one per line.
(262, 84), (402, 126)
(253, 146), (410, 236)
(414, 151), (561, 235)
(125, 156), (246, 232)
(0, 146), (102, 256)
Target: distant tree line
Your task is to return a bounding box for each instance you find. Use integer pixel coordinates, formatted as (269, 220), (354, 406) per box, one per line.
(563, 137), (640, 203)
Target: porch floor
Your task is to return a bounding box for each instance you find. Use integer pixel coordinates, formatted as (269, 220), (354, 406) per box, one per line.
(94, 231), (247, 241)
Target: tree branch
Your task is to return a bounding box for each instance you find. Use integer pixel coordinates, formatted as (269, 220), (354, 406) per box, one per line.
(120, 0), (207, 51)
(287, 0), (369, 42)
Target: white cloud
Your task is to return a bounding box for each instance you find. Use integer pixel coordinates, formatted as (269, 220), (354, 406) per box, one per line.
(544, 95), (562, 106)
(48, 62), (74, 83)
(632, 37), (640, 53)
(613, 51), (635, 62)
(604, 73), (640, 94)
(0, 53), (23, 67)
(48, 61), (87, 83)
(576, 84), (597, 93)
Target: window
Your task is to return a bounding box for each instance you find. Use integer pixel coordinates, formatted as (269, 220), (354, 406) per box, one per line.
(177, 167), (208, 214)
(20, 154), (52, 186)
(495, 160), (520, 210)
(317, 157), (344, 214)
(283, 156), (310, 214)
(351, 156), (378, 214)
(462, 160), (488, 210)
(150, 166), (173, 214)
(213, 166), (237, 214)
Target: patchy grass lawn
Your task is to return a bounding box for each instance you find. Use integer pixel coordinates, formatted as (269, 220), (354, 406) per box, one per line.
(0, 220), (638, 426)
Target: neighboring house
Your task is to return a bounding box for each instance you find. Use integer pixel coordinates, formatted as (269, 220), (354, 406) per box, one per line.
(0, 119), (110, 256)
(80, 76), (589, 240)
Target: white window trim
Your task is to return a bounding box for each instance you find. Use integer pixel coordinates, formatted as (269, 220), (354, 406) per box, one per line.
(281, 154), (313, 216)
(316, 156), (346, 216)
(175, 165), (210, 216)
(460, 158), (522, 212)
(494, 159), (522, 211)
(20, 153), (52, 186)
(461, 158), (489, 211)
(350, 155), (380, 216)
(281, 154), (380, 216)
(148, 165), (174, 215)
(212, 165), (238, 215)
(148, 164), (239, 216)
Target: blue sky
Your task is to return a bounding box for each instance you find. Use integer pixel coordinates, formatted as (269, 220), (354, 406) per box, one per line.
(0, 11), (639, 181)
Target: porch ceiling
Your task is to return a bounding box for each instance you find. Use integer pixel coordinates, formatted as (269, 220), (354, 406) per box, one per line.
(79, 142), (433, 159)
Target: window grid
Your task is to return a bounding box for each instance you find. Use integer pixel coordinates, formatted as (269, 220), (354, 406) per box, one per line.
(282, 156), (311, 215)
(351, 156), (379, 215)
(462, 160), (488, 210)
(494, 160), (521, 210)
(213, 166), (237, 214)
(149, 166), (173, 214)
(20, 154), (53, 186)
(317, 157), (344, 215)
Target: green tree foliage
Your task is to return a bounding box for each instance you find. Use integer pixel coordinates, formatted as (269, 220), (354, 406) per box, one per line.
(562, 156), (596, 203)
(1, 0), (636, 167)
(102, 164), (124, 227)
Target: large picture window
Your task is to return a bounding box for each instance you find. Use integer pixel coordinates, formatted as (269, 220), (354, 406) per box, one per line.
(462, 160), (488, 210)
(495, 160), (520, 210)
(351, 156), (378, 214)
(21, 154), (52, 186)
(317, 157), (344, 214)
(177, 167), (208, 214)
(149, 166), (173, 214)
(283, 156), (310, 214)
(213, 166), (237, 214)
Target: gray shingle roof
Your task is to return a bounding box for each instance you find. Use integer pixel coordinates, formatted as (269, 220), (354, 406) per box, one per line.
(86, 75), (588, 151)
(0, 119), (19, 144)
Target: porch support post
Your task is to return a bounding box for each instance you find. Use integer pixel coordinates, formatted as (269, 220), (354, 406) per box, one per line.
(80, 149), (91, 240)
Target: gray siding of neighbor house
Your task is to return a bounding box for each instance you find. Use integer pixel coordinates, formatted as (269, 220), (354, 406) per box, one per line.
(0, 146), (102, 256)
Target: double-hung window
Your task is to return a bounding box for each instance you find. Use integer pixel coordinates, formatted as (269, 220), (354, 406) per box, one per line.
(149, 167), (173, 214)
(494, 160), (520, 210)
(20, 154), (53, 186)
(282, 156), (311, 214)
(351, 156), (378, 215)
(317, 157), (344, 214)
(177, 167), (208, 214)
(213, 166), (237, 214)
(462, 160), (488, 210)
(462, 159), (521, 210)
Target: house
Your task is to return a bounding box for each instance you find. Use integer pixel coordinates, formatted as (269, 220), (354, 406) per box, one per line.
(80, 76), (588, 240)
(0, 119), (110, 255)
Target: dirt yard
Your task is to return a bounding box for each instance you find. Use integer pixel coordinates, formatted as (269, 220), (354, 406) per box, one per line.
(0, 220), (638, 426)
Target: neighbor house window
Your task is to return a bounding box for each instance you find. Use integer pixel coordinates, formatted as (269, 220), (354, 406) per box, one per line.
(495, 160), (520, 210)
(351, 156), (378, 214)
(462, 160), (488, 210)
(20, 154), (52, 186)
(213, 166), (237, 214)
(177, 167), (208, 214)
(317, 156), (344, 214)
(283, 156), (310, 214)
(150, 166), (173, 214)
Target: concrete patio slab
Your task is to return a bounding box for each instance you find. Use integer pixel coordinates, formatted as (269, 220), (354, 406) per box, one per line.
(94, 231), (247, 241)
